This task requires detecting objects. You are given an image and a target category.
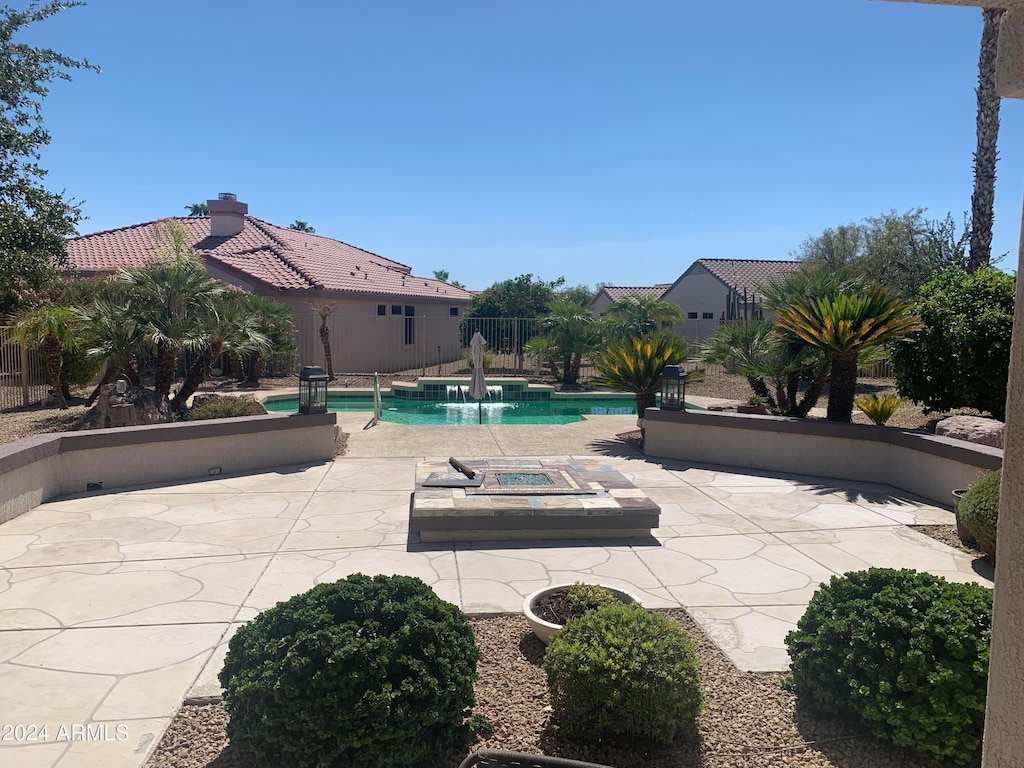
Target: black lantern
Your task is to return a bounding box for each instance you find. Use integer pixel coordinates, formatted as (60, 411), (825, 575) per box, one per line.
(660, 365), (686, 411)
(298, 365), (329, 414)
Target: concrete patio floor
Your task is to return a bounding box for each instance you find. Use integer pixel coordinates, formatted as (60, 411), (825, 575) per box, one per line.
(0, 414), (994, 768)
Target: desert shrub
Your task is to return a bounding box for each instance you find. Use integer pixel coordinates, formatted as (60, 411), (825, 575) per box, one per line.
(959, 470), (1001, 556)
(187, 396), (267, 420)
(785, 568), (992, 766)
(543, 604), (702, 745)
(890, 266), (1014, 420)
(854, 392), (905, 425)
(219, 574), (480, 768)
(566, 583), (620, 613)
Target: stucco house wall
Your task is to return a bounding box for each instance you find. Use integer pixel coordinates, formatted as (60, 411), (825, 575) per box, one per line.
(660, 266), (729, 346)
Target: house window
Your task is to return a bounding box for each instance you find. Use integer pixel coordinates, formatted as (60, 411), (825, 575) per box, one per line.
(377, 305), (386, 316)
(391, 305), (402, 315)
(404, 306), (415, 345)
(687, 311), (698, 320)
(702, 312), (714, 320)
(449, 307), (459, 317)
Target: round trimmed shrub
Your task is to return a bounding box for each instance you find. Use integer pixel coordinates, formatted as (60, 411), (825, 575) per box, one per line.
(187, 396), (267, 420)
(959, 470), (1001, 556)
(219, 574), (480, 768)
(785, 568), (992, 766)
(542, 604), (703, 745)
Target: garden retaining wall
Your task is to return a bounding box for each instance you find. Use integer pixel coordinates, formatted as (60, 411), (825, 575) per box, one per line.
(0, 413), (338, 525)
(644, 408), (1001, 506)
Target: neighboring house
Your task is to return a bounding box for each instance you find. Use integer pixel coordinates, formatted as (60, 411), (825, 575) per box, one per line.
(590, 284), (672, 318)
(67, 194), (473, 374)
(661, 258), (801, 346)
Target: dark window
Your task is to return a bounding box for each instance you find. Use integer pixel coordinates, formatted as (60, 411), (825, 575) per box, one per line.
(404, 306), (415, 345)
(449, 307), (459, 317)
(391, 305), (402, 315)
(687, 311), (698, 320)
(702, 312), (714, 320)
(377, 305), (386, 316)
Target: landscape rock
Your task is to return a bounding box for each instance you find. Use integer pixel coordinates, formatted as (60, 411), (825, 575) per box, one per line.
(935, 415), (1004, 449)
(77, 383), (172, 430)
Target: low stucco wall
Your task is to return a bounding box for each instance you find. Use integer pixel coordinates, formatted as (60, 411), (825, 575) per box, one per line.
(644, 408), (1001, 505)
(0, 413), (338, 525)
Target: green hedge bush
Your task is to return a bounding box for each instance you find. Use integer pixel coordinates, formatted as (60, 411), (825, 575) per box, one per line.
(542, 604), (702, 745)
(785, 568), (992, 766)
(187, 396), (267, 420)
(959, 470), (1001, 557)
(220, 574), (480, 768)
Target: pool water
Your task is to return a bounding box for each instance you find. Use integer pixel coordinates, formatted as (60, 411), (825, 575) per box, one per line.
(263, 395), (656, 425)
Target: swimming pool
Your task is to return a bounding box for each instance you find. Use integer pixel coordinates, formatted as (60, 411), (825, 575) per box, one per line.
(263, 395), (676, 425)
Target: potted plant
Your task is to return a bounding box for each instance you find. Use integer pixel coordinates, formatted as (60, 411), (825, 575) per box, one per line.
(951, 488), (976, 546)
(737, 395), (769, 415)
(523, 582), (642, 645)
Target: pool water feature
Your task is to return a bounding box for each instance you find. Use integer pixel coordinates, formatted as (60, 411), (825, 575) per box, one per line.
(263, 393), (687, 425)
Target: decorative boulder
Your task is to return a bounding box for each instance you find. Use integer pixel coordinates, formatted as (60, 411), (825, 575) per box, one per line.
(935, 415), (1004, 449)
(79, 383), (172, 429)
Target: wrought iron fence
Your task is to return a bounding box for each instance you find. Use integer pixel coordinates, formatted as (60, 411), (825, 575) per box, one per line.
(0, 326), (49, 410)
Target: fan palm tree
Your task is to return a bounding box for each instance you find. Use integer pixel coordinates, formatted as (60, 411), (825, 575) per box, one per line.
(604, 295), (684, 340)
(591, 332), (690, 441)
(185, 202), (208, 217)
(79, 297), (147, 405)
(118, 253), (225, 398)
(775, 286), (921, 422)
(968, 7), (1005, 272)
(539, 298), (603, 388)
(236, 294), (296, 383)
(14, 305), (80, 409)
(289, 220), (315, 233)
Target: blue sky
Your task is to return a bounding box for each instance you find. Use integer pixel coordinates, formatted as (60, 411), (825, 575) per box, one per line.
(25, 0), (1024, 290)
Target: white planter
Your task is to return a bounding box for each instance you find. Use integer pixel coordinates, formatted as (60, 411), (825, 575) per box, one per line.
(522, 583), (642, 645)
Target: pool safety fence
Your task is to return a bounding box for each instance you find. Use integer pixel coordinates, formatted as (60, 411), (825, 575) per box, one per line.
(0, 326), (49, 410)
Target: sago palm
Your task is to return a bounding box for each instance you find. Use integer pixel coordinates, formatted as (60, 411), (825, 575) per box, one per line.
(14, 305), (80, 409)
(592, 333), (690, 438)
(775, 286), (921, 422)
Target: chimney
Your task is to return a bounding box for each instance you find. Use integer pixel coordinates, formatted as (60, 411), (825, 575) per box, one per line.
(207, 192), (247, 237)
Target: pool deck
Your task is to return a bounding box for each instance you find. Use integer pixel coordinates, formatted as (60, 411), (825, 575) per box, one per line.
(0, 412), (990, 768)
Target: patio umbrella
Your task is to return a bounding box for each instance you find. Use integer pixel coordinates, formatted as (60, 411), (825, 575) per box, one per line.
(469, 331), (488, 424)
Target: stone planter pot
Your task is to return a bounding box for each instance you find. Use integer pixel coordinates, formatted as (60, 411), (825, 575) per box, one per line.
(737, 404), (769, 415)
(952, 489), (977, 546)
(523, 583), (642, 645)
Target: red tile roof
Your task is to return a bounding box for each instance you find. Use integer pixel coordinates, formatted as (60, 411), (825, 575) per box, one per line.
(598, 284), (672, 302)
(67, 216), (473, 302)
(693, 258), (801, 295)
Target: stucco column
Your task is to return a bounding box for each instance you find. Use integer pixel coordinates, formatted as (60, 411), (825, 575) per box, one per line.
(982, 202), (1024, 767)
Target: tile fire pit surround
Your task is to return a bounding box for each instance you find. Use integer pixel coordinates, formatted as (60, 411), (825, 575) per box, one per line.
(412, 457), (660, 541)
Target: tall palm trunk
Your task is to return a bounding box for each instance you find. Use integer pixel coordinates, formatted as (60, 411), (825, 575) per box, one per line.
(42, 334), (67, 409)
(171, 341), (222, 410)
(86, 364), (120, 406)
(968, 7), (1004, 273)
(251, 352), (267, 383)
(826, 352), (859, 422)
(228, 350), (245, 381)
(319, 321), (334, 379)
(154, 341), (177, 397)
(791, 365), (831, 419)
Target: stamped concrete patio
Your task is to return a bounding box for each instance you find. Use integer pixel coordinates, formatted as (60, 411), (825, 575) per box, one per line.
(0, 413), (994, 768)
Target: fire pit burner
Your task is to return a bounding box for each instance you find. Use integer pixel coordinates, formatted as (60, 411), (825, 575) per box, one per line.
(496, 472), (554, 487)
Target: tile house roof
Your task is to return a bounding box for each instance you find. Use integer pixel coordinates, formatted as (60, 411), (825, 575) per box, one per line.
(692, 258), (801, 296)
(599, 284), (673, 302)
(67, 216), (473, 302)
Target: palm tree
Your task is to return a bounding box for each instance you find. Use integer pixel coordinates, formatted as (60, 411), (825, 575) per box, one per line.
(604, 295), (684, 340)
(14, 305), (80, 409)
(309, 303), (336, 379)
(591, 332), (690, 441)
(185, 202), (208, 217)
(289, 220), (315, 233)
(236, 294), (296, 383)
(539, 298), (603, 388)
(79, 297), (147, 405)
(968, 7), (1005, 272)
(775, 286), (921, 422)
(118, 253), (224, 398)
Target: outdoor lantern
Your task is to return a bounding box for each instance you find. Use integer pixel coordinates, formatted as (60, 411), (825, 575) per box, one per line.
(660, 365), (686, 411)
(298, 365), (329, 414)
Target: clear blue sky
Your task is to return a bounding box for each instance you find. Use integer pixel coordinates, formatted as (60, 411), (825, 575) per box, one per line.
(24, 0), (1024, 291)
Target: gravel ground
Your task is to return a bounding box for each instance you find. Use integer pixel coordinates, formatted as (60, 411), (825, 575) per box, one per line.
(146, 612), (946, 768)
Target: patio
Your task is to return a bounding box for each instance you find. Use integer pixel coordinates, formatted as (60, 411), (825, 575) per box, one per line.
(0, 413), (994, 767)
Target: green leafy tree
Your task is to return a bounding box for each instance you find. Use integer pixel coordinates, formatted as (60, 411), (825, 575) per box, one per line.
(466, 273), (563, 318)
(557, 283), (595, 307)
(591, 332), (689, 440)
(288, 220), (315, 233)
(775, 286), (921, 423)
(13, 304), (80, 408)
(185, 202), (208, 217)
(0, 1), (99, 318)
(890, 266), (1014, 420)
(605, 294), (684, 340)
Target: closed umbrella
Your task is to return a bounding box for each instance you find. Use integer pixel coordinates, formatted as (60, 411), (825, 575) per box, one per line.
(469, 331), (488, 424)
